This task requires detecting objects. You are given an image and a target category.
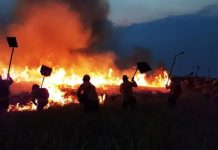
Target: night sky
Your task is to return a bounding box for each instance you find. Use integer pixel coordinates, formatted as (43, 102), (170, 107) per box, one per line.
(1, 0), (218, 77)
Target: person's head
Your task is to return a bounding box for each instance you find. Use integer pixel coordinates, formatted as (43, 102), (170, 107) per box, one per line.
(83, 74), (90, 82)
(32, 84), (40, 91)
(123, 75), (129, 82)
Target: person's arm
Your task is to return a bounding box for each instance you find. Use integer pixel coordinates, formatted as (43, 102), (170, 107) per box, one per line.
(131, 78), (137, 87)
(77, 85), (83, 97)
(7, 75), (14, 85)
(93, 86), (99, 100)
(30, 92), (37, 105)
(120, 84), (124, 93)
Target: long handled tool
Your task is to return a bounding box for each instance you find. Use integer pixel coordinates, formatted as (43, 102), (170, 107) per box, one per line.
(40, 65), (52, 88)
(7, 37), (18, 79)
(195, 65), (200, 77)
(132, 62), (152, 80)
(166, 51), (184, 87)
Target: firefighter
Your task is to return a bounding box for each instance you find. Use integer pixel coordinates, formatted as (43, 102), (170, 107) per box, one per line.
(120, 75), (137, 109)
(31, 84), (49, 112)
(77, 74), (99, 112)
(0, 74), (14, 112)
(167, 77), (182, 106)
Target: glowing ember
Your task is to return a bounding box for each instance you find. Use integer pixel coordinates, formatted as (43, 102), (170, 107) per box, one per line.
(8, 102), (37, 112)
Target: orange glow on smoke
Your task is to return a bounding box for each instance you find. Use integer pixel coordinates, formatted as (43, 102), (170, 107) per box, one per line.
(0, 2), (170, 112)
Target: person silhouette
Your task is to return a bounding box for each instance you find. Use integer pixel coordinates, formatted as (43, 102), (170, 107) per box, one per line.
(77, 74), (99, 112)
(167, 77), (182, 106)
(31, 84), (49, 112)
(0, 74), (14, 112)
(120, 75), (137, 110)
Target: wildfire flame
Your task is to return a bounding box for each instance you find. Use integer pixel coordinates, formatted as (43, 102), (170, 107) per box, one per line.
(0, 65), (170, 112)
(0, 2), (170, 112)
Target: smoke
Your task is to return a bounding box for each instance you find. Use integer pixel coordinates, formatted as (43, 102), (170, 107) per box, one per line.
(115, 46), (151, 69)
(13, 0), (110, 46)
(0, 0), (121, 74)
(0, 0), (152, 77)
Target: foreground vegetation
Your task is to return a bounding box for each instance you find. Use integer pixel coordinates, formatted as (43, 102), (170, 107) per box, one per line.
(0, 90), (218, 150)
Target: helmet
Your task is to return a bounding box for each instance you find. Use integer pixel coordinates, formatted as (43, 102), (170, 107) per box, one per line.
(123, 75), (128, 81)
(32, 84), (40, 90)
(83, 74), (90, 82)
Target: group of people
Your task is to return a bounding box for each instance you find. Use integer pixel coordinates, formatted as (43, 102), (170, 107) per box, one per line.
(77, 74), (138, 112)
(77, 74), (183, 111)
(0, 74), (50, 112)
(0, 72), (183, 113)
(0, 73), (140, 112)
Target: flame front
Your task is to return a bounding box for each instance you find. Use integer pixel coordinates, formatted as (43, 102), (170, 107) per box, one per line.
(0, 65), (170, 112)
(0, 2), (170, 112)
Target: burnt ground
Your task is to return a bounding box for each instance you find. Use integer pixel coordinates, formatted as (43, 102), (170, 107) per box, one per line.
(0, 89), (218, 150)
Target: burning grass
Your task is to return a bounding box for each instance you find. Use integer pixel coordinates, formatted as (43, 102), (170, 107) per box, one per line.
(0, 65), (170, 112)
(0, 0), (170, 112)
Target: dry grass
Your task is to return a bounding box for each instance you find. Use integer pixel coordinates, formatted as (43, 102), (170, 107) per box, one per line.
(0, 90), (218, 150)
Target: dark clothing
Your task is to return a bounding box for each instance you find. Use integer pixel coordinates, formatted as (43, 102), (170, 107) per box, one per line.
(83, 100), (99, 112)
(0, 77), (13, 111)
(120, 80), (137, 109)
(168, 80), (182, 106)
(37, 101), (48, 112)
(77, 82), (99, 112)
(31, 88), (49, 111)
(0, 97), (9, 111)
(0, 77), (13, 97)
(120, 80), (137, 95)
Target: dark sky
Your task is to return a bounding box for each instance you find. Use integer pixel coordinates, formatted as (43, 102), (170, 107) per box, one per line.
(1, 0), (218, 25)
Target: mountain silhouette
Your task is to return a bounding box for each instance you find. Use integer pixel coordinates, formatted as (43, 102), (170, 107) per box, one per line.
(110, 5), (218, 77)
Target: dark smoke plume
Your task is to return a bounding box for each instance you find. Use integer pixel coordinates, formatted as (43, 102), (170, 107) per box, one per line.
(14, 0), (110, 47)
(0, 0), (152, 72)
(115, 46), (151, 69)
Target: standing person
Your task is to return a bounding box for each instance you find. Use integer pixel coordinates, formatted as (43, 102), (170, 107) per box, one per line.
(77, 74), (99, 112)
(120, 75), (137, 110)
(0, 74), (14, 112)
(31, 84), (49, 112)
(167, 77), (182, 106)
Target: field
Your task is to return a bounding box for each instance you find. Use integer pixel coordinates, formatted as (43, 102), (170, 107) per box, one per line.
(0, 89), (218, 150)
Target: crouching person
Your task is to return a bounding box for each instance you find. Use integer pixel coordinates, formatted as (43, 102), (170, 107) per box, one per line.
(77, 75), (99, 112)
(31, 84), (49, 112)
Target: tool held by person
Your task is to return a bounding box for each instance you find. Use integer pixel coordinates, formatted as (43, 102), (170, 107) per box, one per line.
(40, 65), (52, 88)
(7, 37), (18, 80)
(132, 62), (152, 81)
(166, 51), (184, 88)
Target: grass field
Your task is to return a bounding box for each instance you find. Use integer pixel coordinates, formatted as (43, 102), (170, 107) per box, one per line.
(0, 89), (218, 150)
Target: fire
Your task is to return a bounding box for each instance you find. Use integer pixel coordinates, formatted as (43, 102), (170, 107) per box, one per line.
(0, 65), (170, 112)
(0, 1), (170, 112)
(8, 102), (37, 112)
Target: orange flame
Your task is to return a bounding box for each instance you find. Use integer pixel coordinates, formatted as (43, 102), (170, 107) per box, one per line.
(0, 65), (170, 112)
(0, 2), (170, 112)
